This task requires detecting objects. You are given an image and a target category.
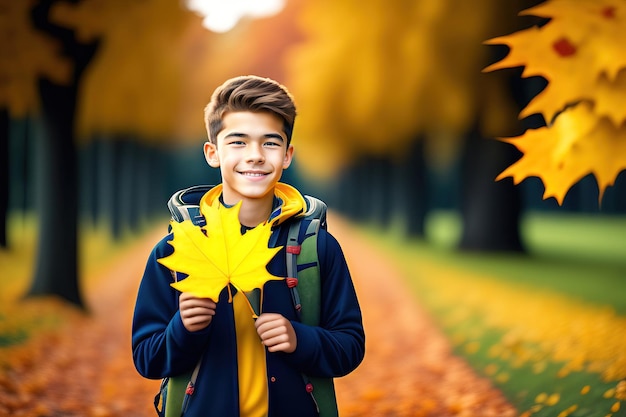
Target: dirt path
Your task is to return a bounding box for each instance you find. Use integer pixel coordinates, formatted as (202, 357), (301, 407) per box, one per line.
(0, 229), (162, 417)
(84, 229), (166, 416)
(2, 216), (517, 417)
(329, 215), (516, 417)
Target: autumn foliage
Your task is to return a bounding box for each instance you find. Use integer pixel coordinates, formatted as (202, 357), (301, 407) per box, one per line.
(0, 1), (71, 117)
(484, 0), (626, 204)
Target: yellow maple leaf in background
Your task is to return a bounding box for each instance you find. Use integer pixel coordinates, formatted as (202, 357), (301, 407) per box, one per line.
(593, 69), (626, 126)
(484, 0), (626, 123)
(157, 201), (283, 315)
(497, 103), (626, 204)
(484, 0), (626, 204)
(521, 0), (626, 80)
(484, 25), (591, 123)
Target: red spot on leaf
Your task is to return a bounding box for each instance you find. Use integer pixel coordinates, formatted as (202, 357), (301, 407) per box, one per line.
(602, 6), (616, 19)
(552, 38), (577, 57)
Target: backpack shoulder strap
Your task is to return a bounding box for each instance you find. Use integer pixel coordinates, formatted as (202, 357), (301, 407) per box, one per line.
(285, 195), (327, 324)
(285, 196), (338, 417)
(167, 185), (214, 226)
(156, 186), (214, 417)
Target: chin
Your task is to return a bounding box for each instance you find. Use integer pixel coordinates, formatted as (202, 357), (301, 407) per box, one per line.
(237, 186), (275, 200)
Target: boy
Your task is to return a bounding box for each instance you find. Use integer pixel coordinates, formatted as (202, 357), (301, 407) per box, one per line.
(131, 75), (365, 417)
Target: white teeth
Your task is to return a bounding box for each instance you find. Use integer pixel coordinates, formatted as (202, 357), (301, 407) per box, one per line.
(241, 172), (265, 177)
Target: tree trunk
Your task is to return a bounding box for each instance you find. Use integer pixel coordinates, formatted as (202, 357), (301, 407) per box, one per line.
(458, 128), (525, 252)
(0, 109), (8, 248)
(28, 78), (83, 306)
(369, 155), (393, 228)
(95, 137), (115, 231)
(400, 138), (428, 238)
(27, 0), (99, 307)
(134, 142), (157, 228)
(10, 118), (34, 214)
(121, 138), (141, 233)
(79, 138), (99, 227)
(110, 138), (126, 240)
(336, 161), (368, 223)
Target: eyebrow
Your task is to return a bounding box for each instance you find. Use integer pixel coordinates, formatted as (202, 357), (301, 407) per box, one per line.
(224, 132), (285, 142)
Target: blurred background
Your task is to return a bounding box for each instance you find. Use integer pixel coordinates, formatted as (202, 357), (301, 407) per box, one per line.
(1, 0), (625, 416)
(2, 0), (624, 302)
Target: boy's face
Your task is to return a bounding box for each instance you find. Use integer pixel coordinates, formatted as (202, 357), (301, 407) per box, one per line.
(204, 111), (294, 206)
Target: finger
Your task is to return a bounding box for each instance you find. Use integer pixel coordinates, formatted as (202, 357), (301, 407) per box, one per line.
(264, 335), (296, 353)
(184, 318), (213, 333)
(255, 313), (281, 327)
(185, 314), (213, 324)
(180, 293), (216, 306)
(256, 320), (280, 336)
(258, 325), (286, 341)
(266, 342), (291, 353)
(179, 292), (198, 304)
(181, 306), (215, 319)
(180, 298), (217, 311)
(180, 304), (215, 321)
(255, 314), (284, 332)
(261, 332), (288, 346)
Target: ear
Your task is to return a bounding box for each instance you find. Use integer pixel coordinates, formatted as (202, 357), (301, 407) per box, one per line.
(283, 145), (294, 169)
(204, 142), (220, 168)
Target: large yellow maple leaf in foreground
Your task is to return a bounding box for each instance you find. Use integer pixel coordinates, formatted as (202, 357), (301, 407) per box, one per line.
(484, 0), (626, 204)
(157, 201), (283, 316)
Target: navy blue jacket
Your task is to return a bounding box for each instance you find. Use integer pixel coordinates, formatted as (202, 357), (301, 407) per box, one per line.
(132, 216), (365, 416)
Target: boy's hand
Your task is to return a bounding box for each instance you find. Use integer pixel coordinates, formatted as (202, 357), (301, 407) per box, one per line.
(179, 292), (216, 332)
(255, 313), (297, 353)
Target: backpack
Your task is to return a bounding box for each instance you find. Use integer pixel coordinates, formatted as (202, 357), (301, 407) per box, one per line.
(154, 185), (338, 417)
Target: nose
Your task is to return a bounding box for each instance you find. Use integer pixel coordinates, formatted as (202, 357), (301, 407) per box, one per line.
(246, 143), (265, 164)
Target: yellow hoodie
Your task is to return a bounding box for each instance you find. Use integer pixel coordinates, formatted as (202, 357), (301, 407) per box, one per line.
(199, 182), (307, 417)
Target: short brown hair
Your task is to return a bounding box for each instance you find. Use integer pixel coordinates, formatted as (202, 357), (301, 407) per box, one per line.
(204, 75), (297, 145)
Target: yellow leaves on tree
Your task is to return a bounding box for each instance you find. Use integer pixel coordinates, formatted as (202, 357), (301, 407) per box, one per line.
(287, 0), (522, 180)
(484, 0), (626, 204)
(0, 0), (72, 117)
(54, 0), (202, 141)
(158, 201), (283, 317)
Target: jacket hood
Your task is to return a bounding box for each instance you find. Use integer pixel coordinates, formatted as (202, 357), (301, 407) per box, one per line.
(199, 183), (307, 227)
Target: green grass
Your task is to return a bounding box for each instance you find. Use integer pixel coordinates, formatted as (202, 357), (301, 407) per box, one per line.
(360, 211), (626, 417)
(423, 210), (626, 314)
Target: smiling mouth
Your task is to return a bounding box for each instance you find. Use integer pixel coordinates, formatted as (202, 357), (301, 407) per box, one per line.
(240, 171), (268, 177)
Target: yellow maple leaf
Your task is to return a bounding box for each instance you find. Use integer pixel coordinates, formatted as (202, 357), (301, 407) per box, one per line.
(157, 201), (283, 313)
(521, 0), (626, 80)
(484, 0), (626, 123)
(484, 26), (592, 123)
(496, 103), (626, 204)
(593, 69), (626, 126)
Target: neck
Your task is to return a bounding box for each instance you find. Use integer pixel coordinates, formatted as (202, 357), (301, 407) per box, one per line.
(223, 193), (274, 228)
